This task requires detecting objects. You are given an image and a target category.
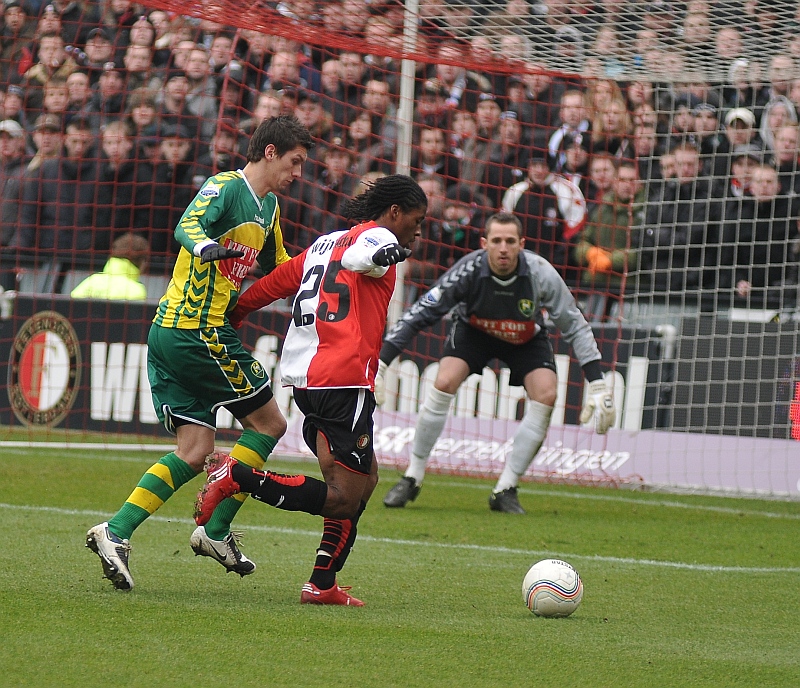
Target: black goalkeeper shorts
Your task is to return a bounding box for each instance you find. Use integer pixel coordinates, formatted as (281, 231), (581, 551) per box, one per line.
(443, 320), (557, 386)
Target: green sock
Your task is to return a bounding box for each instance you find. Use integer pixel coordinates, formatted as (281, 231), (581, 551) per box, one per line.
(108, 452), (197, 540)
(204, 429), (278, 540)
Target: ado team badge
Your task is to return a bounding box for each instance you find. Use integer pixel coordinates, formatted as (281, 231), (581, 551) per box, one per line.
(518, 299), (534, 317)
(8, 311), (81, 426)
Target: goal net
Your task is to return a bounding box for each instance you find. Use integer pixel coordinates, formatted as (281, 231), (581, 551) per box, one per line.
(0, 0), (798, 497)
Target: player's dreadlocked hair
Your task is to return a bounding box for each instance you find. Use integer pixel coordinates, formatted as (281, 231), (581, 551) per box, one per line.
(342, 174), (428, 222)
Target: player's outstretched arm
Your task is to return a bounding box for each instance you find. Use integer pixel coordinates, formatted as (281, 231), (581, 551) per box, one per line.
(341, 227), (411, 276)
(377, 252), (482, 403)
(371, 243), (412, 266)
(228, 253), (305, 329)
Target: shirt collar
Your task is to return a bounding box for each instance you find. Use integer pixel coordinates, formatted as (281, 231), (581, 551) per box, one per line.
(238, 168), (263, 211)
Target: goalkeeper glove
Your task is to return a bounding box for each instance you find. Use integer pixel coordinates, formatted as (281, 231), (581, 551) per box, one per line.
(200, 243), (245, 264)
(372, 243), (412, 267)
(579, 379), (615, 434)
(374, 360), (388, 405)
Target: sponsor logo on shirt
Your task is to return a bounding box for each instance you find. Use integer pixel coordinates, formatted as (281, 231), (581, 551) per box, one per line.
(254, 214), (265, 224)
(468, 315), (538, 344)
(364, 236), (379, 247)
(422, 286), (442, 306)
(217, 239), (258, 289)
(200, 182), (221, 198)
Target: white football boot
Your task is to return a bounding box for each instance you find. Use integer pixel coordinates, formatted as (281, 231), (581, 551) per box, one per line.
(190, 526), (256, 576)
(86, 522), (134, 591)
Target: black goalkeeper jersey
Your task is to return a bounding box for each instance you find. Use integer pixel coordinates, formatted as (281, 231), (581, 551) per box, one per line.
(381, 249), (601, 366)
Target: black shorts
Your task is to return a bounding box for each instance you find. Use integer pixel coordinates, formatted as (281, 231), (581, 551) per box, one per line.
(443, 320), (556, 386)
(292, 387), (375, 475)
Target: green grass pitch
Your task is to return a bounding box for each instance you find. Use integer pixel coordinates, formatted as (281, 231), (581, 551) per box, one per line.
(1, 445), (798, 688)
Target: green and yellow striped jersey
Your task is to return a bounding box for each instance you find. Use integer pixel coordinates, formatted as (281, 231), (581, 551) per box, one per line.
(153, 170), (291, 329)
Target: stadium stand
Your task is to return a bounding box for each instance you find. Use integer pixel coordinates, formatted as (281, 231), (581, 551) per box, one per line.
(2, 0), (800, 493)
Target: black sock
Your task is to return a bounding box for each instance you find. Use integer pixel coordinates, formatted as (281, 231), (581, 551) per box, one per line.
(309, 501), (367, 590)
(335, 500), (366, 573)
(309, 518), (347, 590)
(240, 465), (327, 515)
(231, 463), (267, 492)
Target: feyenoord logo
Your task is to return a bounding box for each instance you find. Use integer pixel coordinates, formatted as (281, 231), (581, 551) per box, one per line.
(356, 434), (370, 450)
(8, 311), (81, 427)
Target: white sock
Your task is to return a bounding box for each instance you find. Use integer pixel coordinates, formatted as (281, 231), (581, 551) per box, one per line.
(405, 387), (454, 484)
(494, 400), (553, 492)
(404, 454), (428, 484)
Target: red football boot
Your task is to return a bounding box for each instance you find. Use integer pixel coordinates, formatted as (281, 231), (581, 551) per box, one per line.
(194, 453), (241, 526)
(300, 581), (365, 606)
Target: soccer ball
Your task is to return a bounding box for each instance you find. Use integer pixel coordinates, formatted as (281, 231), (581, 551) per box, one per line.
(522, 559), (583, 618)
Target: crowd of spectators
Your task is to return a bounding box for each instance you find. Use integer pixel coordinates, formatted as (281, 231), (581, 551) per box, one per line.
(0, 0), (799, 319)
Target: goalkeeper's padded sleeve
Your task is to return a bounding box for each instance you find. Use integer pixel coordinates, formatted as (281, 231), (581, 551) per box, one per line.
(379, 341), (403, 366)
(581, 360), (603, 383)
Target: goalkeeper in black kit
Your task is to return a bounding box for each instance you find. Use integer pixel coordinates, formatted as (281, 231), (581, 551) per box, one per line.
(376, 212), (615, 514)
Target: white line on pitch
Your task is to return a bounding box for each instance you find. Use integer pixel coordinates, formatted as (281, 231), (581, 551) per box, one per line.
(3, 448), (798, 521)
(2, 502), (798, 575)
(433, 480), (800, 521)
(0, 441), (176, 451)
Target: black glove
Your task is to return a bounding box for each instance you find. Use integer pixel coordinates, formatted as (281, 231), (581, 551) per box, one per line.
(371, 243), (412, 267)
(200, 243), (245, 264)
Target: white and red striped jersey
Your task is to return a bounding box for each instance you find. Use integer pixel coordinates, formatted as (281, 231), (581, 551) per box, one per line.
(233, 221), (399, 389)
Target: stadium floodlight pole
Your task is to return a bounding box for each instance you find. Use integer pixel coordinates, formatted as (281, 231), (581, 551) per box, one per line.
(387, 0), (420, 326)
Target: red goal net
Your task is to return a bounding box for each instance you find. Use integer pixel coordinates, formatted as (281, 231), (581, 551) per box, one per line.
(1, 0), (799, 495)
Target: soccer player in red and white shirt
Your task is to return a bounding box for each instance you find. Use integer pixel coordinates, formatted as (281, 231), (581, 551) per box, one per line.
(194, 175), (427, 606)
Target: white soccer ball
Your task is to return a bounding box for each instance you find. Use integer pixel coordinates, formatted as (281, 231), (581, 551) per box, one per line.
(522, 558), (583, 618)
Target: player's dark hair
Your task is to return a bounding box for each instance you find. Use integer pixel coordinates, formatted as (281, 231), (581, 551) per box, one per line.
(247, 115), (315, 162)
(342, 174), (428, 221)
(485, 212), (523, 238)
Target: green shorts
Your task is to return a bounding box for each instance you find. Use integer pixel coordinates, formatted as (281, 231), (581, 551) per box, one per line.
(147, 323), (273, 433)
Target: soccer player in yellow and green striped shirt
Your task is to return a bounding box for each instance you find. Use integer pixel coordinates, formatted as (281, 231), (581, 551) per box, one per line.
(86, 116), (314, 590)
